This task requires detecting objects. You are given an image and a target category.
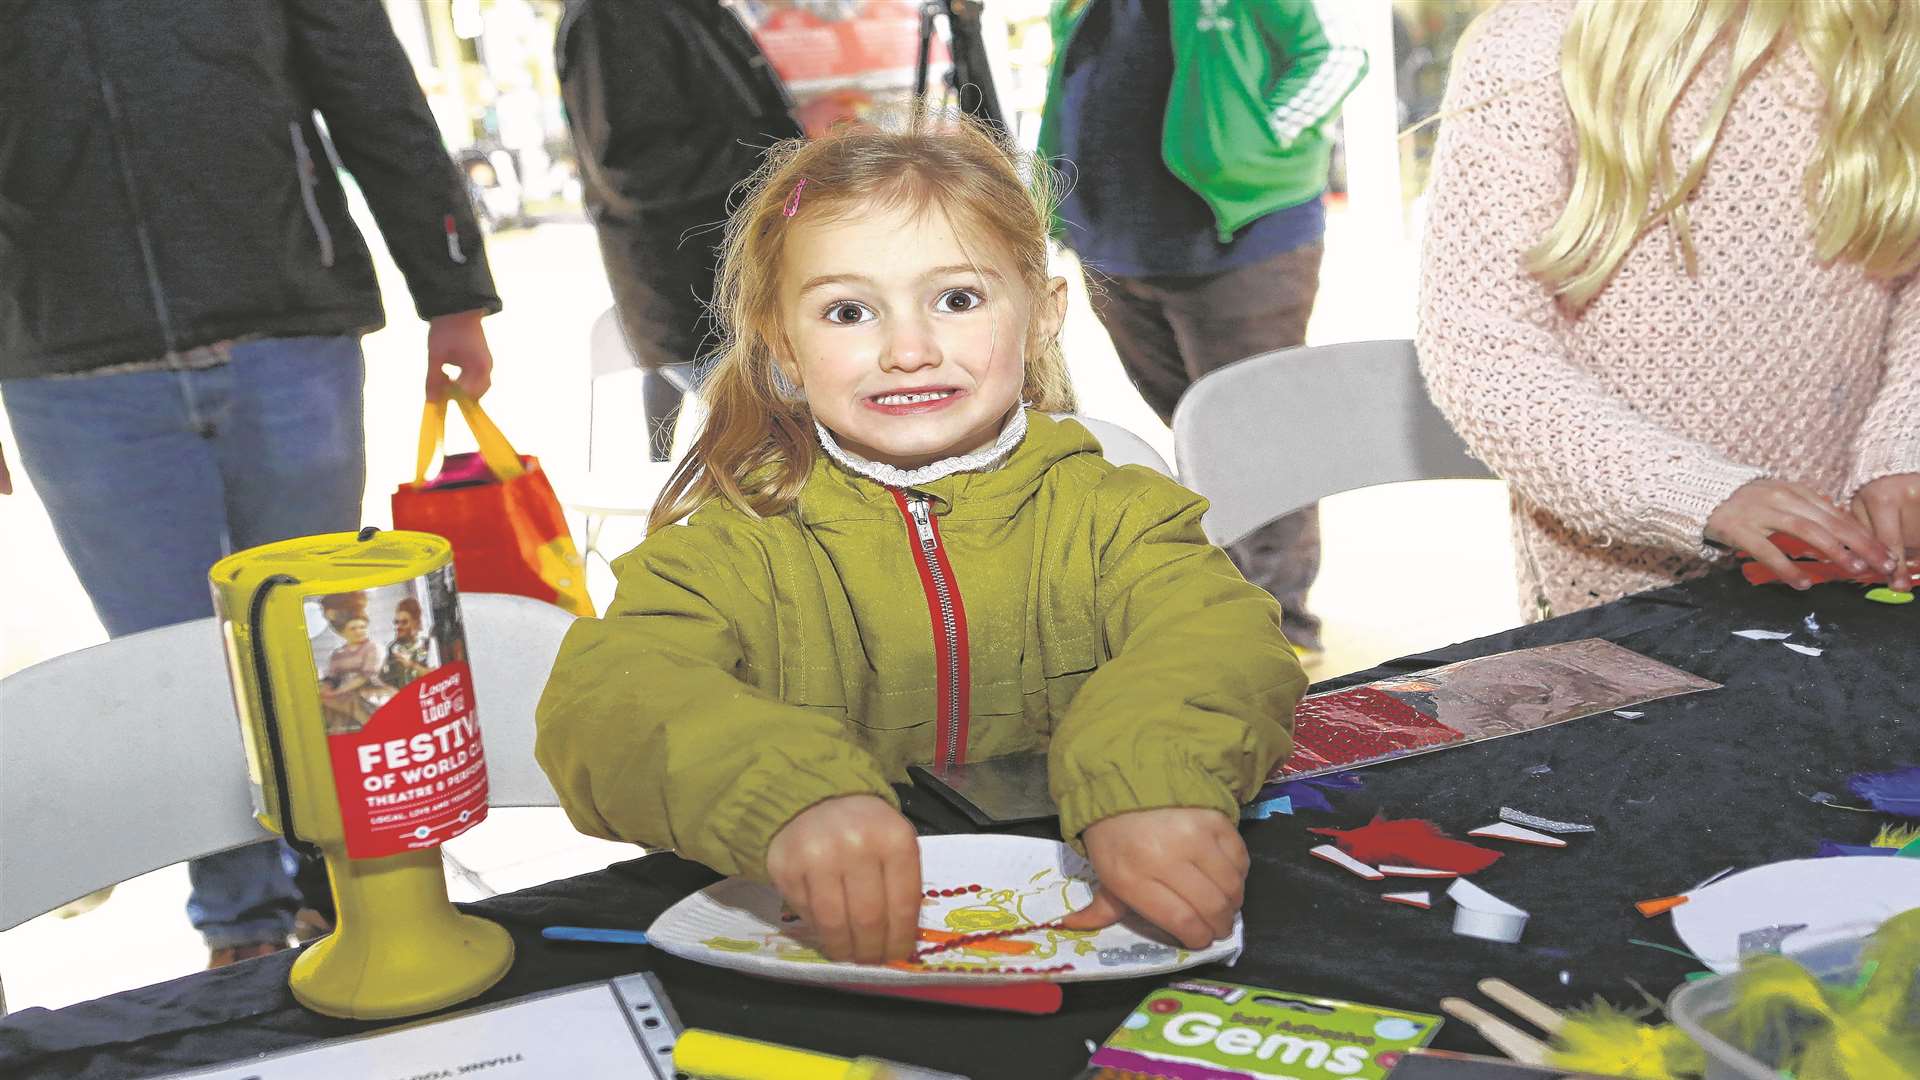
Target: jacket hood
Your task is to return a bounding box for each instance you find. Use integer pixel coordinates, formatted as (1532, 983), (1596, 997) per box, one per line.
(797, 410), (1103, 524)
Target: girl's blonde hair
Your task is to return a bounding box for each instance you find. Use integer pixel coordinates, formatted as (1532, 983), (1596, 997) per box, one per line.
(648, 111), (1075, 532)
(1526, 0), (1920, 307)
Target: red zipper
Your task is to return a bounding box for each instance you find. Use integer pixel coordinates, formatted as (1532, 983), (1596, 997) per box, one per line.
(891, 490), (970, 769)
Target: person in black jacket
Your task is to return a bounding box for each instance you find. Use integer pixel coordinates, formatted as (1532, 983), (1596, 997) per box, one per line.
(0, 0), (500, 966)
(556, 0), (803, 461)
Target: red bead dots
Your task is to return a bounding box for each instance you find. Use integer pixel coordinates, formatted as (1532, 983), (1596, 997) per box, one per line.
(916, 962), (1072, 976)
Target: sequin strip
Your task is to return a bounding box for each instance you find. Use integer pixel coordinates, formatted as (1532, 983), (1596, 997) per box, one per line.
(1498, 807), (1597, 834)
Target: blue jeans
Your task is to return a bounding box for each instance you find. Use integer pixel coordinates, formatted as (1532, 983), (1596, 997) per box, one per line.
(2, 336), (366, 947)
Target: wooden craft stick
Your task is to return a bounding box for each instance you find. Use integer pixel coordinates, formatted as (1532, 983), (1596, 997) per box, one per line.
(1439, 997), (1552, 1065)
(1476, 978), (1564, 1035)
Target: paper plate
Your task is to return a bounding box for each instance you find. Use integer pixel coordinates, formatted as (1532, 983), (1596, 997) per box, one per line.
(1671, 857), (1920, 973)
(645, 834), (1242, 986)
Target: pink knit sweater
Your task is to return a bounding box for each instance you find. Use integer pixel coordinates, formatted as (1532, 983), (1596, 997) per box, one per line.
(1417, 1), (1919, 619)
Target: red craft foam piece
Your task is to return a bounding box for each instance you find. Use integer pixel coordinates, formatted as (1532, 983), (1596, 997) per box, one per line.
(1770, 534), (1821, 560)
(1742, 560), (1882, 587)
(1738, 532), (1890, 588)
(1309, 816), (1503, 875)
(830, 980), (1064, 1014)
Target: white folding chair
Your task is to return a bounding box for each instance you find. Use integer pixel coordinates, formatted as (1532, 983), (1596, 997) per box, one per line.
(1171, 339), (1494, 546)
(0, 592), (574, 1014)
(1064, 413), (1174, 477)
(572, 308), (690, 570)
(461, 594), (575, 809)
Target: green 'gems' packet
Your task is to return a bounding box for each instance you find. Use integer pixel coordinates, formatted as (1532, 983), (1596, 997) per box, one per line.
(1087, 979), (1443, 1080)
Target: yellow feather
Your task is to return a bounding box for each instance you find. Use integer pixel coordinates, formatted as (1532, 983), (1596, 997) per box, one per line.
(1871, 823), (1920, 849)
(1549, 1000), (1705, 1080)
(1707, 911), (1920, 1079)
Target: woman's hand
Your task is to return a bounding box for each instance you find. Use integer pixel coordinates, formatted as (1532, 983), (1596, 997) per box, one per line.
(1852, 473), (1920, 592)
(765, 795), (922, 964)
(1059, 808), (1248, 950)
(1705, 478), (1893, 589)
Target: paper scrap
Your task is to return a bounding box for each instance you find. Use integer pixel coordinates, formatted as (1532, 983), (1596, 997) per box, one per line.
(1613, 710), (1644, 719)
(1308, 844), (1384, 880)
(1691, 866), (1736, 892)
(1241, 795), (1292, 820)
(1257, 782), (1331, 813)
(1311, 773), (1366, 791)
(1468, 822), (1569, 848)
(1736, 922), (1808, 957)
(1447, 879), (1528, 943)
(1813, 840), (1897, 859)
(1732, 629), (1792, 640)
(1635, 894), (1690, 918)
(1379, 865), (1460, 879)
(1782, 642), (1823, 656)
(1803, 613), (1821, 633)
(1498, 807), (1596, 835)
(1448, 879), (1526, 916)
(1382, 891), (1432, 909)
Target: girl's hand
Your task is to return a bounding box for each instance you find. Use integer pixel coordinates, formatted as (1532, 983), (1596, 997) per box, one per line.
(1705, 478), (1893, 589)
(1852, 472), (1920, 592)
(765, 795), (922, 965)
(1059, 808), (1248, 950)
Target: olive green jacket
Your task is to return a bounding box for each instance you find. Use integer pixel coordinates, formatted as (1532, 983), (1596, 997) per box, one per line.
(535, 413), (1304, 880)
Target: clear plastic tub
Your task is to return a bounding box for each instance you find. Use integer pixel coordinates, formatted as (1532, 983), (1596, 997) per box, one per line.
(1666, 926), (1875, 1080)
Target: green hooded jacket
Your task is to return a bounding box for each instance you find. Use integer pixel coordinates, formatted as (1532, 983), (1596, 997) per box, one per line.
(535, 413), (1304, 880)
(1037, 0), (1369, 243)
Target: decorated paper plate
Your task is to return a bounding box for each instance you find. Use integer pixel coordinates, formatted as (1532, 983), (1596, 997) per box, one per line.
(1671, 857), (1920, 973)
(645, 834), (1242, 986)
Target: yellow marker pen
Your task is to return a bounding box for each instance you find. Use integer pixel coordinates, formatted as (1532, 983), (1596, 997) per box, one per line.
(673, 1029), (971, 1080)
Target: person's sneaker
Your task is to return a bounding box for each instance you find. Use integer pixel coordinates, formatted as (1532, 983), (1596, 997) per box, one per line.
(292, 908), (333, 944)
(1284, 624), (1325, 663)
(53, 886), (115, 918)
(207, 939), (287, 970)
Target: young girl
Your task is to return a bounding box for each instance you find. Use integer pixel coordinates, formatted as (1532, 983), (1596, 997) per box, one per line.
(1418, 0), (1919, 619)
(536, 115), (1305, 965)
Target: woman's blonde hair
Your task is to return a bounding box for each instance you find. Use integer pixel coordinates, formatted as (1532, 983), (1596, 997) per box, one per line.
(648, 111), (1075, 532)
(1526, 0), (1920, 307)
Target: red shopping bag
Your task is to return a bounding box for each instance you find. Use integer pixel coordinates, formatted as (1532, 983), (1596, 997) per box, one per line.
(391, 392), (594, 616)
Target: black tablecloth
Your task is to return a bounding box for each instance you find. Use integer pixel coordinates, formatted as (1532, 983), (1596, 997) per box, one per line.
(3, 571), (1914, 1079)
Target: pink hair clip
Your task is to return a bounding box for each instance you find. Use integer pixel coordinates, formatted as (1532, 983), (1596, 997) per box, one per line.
(783, 178), (808, 218)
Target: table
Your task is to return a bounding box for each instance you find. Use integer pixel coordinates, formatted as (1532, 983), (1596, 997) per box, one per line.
(2, 571), (1913, 1079)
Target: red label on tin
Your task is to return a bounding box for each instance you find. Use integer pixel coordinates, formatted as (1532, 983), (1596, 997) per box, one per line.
(326, 661), (488, 858)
